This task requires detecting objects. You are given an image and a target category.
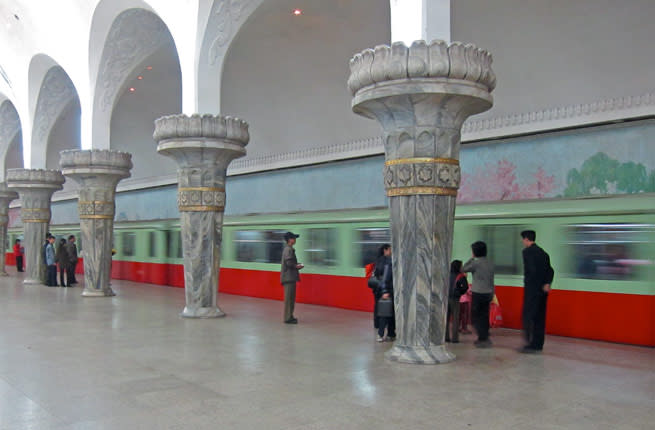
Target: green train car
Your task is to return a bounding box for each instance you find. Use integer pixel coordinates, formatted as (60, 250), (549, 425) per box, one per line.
(10, 194), (654, 346)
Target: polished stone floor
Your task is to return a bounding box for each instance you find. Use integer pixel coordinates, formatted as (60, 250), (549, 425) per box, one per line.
(0, 272), (652, 430)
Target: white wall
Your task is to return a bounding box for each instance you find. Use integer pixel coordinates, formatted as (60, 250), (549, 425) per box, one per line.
(452, 0), (655, 121)
(221, 0), (391, 159)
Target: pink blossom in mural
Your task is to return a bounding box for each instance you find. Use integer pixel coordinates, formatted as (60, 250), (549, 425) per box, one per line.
(521, 167), (555, 199)
(458, 160), (555, 203)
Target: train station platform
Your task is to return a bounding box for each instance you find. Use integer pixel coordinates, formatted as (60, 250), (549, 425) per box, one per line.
(0, 273), (652, 430)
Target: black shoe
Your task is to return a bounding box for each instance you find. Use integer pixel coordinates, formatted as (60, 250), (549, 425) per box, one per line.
(474, 339), (492, 348)
(451, 340), (460, 344)
(519, 346), (541, 354)
(284, 319), (298, 324)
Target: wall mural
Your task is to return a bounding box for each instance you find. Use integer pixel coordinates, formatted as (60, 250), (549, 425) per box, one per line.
(457, 121), (655, 202)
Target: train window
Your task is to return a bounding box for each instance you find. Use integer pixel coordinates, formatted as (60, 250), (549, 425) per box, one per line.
(355, 228), (391, 267)
(306, 228), (337, 266)
(481, 225), (525, 275)
(234, 230), (285, 263)
(176, 231), (183, 259)
(566, 224), (654, 281)
(122, 232), (136, 257)
(148, 232), (156, 258)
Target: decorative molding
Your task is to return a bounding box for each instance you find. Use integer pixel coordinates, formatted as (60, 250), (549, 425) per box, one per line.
(207, 0), (259, 65)
(33, 67), (77, 145)
(153, 114), (249, 144)
(60, 149), (133, 171)
(348, 40), (496, 96)
(0, 101), (20, 144)
(96, 9), (170, 113)
(462, 90), (655, 141)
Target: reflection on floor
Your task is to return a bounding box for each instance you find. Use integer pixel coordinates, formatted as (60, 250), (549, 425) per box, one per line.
(0, 273), (652, 430)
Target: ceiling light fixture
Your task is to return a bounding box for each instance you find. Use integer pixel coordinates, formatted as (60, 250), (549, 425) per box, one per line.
(137, 76), (143, 80)
(129, 87), (136, 93)
(146, 66), (153, 70)
(292, 9), (302, 16)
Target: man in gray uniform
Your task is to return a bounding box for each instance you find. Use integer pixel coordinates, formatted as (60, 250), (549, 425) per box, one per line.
(280, 232), (303, 324)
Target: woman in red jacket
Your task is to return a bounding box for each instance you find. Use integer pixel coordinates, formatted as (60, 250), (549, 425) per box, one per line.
(13, 239), (24, 272)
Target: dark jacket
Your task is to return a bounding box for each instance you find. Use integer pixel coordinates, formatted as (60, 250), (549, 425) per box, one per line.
(449, 272), (469, 299)
(65, 241), (78, 263)
(522, 243), (554, 297)
(379, 260), (393, 296)
(56, 243), (70, 268)
(280, 244), (300, 284)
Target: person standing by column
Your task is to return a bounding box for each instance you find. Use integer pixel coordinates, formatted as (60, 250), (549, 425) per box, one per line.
(45, 236), (57, 286)
(462, 241), (495, 348)
(13, 239), (23, 272)
(56, 238), (70, 287)
(65, 235), (78, 284)
(280, 231), (303, 324)
(520, 230), (554, 353)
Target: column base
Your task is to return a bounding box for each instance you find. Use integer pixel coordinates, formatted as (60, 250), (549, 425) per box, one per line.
(82, 287), (115, 297)
(180, 306), (225, 319)
(24, 278), (44, 285)
(0, 271), (8, 276)
(385, 344), (455, 365)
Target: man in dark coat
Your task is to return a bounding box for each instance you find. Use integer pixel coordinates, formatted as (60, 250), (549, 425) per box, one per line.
(65, 235), (78, 284)
(280, 232), (303, 324)
(520, 230), (554, 353)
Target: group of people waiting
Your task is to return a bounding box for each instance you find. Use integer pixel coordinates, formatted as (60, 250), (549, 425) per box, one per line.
(367, 230), (554, 353)
(14, 234), (79, 287)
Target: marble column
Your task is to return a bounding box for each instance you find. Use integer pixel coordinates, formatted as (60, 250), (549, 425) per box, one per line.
(60, 150), (132, 297)
(348, 41), (496, 364)
(7, 169), (65, 284)
(0, 184), (18, 276)
(154, 114), (249, 318)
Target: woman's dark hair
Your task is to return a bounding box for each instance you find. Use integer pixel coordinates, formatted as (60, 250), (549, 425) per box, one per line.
(15, 239), (20, 244)
(450, 260), (462, 273)
(59, 238), (67, 245)
(377, 244), (391, 257)
(471, 241), (487, 257)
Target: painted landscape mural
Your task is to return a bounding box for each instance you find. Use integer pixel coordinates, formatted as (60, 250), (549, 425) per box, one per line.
(457, 121), (655, 203)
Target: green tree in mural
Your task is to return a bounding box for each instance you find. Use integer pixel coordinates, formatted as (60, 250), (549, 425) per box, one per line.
(616, 161), (648, 193)
(564, 152), (655, 197)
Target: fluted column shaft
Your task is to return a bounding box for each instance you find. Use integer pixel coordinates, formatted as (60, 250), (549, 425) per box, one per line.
(7, 169), (65, 285)
(349, 41), (495, 364)
(60, 150), (132, 297)
(154, 114), (249, 318)
(0, 184), (18, 276)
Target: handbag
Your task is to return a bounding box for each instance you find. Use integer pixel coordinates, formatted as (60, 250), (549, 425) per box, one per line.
(376, 297), (394, 318)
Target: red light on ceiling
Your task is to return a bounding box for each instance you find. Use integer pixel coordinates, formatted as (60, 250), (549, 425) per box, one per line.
(292, 9), (302, 16)
(129, 87), (136, 93)
(146, 66), (153, 70)
(137, 76), (143, 80)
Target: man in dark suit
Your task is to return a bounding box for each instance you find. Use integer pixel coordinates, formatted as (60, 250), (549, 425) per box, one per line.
(520, 230), (554, 353)
(280, 232), (303, 324)
(65, 235), (78, 284)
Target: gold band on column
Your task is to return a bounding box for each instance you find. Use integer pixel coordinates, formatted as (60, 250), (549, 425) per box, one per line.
(386, 186), (458, 197)
(385, 157), (459, 166)
(178, 205), (225, 212)
(23, 219), (50, 223)
(80, 215), (114, 220)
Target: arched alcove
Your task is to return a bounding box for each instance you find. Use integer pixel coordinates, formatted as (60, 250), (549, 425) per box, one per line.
(220, 0), (390, 160)
(0, 99), (22, 180)
(93, 8), (181, 182)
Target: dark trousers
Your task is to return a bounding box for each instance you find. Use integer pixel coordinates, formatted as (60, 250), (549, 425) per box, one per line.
(472, 292), (493, 341)
(282, 282), (296, 321)
(15, 256), (23, 272)
(46, 265), (58, 286)
(523, 293), (548, 349)
(446, 298), (460, 342)
(59, 264), (68, 287)
(378, 316), (396, 338)
(68, 262), (77, 283)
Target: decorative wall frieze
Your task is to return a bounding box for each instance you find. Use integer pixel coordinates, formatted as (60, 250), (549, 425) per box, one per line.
(33, 67), (77, 144)
(0, 100), (20, 143)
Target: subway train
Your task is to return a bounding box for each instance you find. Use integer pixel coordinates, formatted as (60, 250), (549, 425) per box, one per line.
(7, 193), (654, 347)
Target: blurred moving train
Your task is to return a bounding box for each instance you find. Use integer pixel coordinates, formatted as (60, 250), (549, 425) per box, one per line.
(7, 194), (654, 347)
